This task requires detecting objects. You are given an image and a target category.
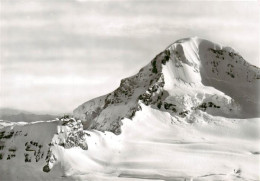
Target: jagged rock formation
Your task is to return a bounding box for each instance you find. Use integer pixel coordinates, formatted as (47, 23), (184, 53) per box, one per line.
(74, 37), (260, 134)
(73, 49), (171, 134)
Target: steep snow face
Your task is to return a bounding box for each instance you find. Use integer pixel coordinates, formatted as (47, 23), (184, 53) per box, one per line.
(74, 37), (260, 134)
(197, 39), (260, 117)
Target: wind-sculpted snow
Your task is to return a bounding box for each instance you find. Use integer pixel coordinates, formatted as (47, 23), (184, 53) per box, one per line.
(1, 37), (259, 180)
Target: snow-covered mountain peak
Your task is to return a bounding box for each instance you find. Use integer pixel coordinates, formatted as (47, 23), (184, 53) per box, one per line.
(164, 37), (256, 84)
(73, 37), (260, 134)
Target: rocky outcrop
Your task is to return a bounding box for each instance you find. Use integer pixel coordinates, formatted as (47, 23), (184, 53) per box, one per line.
(0, 117), (88, 173)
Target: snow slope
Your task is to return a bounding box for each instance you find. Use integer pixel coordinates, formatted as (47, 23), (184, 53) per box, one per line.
(0, 37), (259, 181)
(1, 106), (259, 181)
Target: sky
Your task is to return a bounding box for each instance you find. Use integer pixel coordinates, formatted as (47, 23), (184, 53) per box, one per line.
(0, 0), (259, 114)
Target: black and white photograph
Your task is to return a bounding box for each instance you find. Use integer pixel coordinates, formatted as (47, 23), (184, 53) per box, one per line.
(0, 0), (259, 180)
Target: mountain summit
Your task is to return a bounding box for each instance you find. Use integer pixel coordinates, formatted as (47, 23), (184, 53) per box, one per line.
(1, 37), (259, 181)
(74, 37), (260, 134)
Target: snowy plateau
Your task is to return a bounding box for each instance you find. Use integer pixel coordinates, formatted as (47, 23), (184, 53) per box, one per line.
(0, 37), (259, 181)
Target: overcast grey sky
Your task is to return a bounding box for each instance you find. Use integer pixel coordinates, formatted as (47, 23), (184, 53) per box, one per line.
(0, 0), (259, 114)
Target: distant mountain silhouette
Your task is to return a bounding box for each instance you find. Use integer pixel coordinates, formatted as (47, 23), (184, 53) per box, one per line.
(0, 108), (58, 122)
(0, 108), (31, 116)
